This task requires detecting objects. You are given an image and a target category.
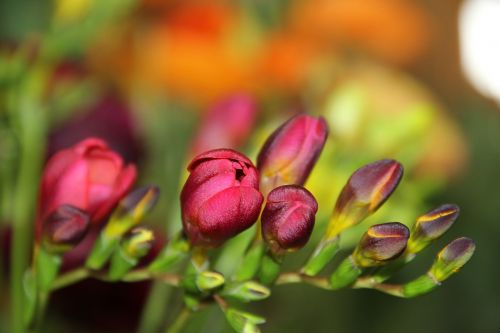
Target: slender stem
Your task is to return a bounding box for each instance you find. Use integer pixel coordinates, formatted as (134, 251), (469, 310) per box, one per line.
(275, 272), (331, 290)
(213, 294), (228, 311)
(10, 69), (47, 333)
(52, 267), (181, 290)
(51, 268), (90, 291)
(165, 306), (192, 333)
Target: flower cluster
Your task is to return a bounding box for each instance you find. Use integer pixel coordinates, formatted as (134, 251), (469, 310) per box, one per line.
(29, 113), (474, 333)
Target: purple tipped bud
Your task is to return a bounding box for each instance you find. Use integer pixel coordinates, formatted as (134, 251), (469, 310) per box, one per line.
(257, 114), (328, 194)
(408, 204), (460, 253)
(120, 185), (160, 219)
(354, 222), (409, 267)
(430, 237), (475, 282)
(262, 185), (318, 255)
(327, 159), (403, 237)
(42, 205), (90, 254)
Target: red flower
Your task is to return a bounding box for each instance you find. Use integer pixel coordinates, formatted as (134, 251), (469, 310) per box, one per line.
(37, 138), (137, 238)
(181, 149), (263, 248)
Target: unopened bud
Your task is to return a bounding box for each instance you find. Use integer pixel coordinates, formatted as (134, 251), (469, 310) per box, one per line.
(222, 281), (270, 302)
(225, 308), (265, 333)
(105, 186), (160, 237)
(42, 205), (90, 254)
(257, 114), (328, 194)
(122, 228), (155, 259)
(407, 204), (459, 254)
(430, 237), (475, 282)
(261, 185), (318, 255)
(108, 228), (155, 280)
(327, 160), (403, 238)
(353, 222), (409, 267)
(182, 271), (225, 294)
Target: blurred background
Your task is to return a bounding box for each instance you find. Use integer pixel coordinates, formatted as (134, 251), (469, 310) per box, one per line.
(1, 0), (499, 332)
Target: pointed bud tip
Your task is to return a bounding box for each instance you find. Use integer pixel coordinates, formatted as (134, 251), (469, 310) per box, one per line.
(121, 185), (160, 215)
(431, 237), (475, 282)
(351, 159), (404, 211)
(330, 160), (403, 236)
(439, 237), (475, 262)
(257, 113), (328, 190)
(416, 204), (460, 238)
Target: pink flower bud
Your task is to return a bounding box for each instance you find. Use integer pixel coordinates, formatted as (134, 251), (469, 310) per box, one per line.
(261, 185), (318, 255)
(257, 114), (328, 193)
(191, 94), (257, 156)
(37, 138), (137, 237)
(181, 149), (264, 247)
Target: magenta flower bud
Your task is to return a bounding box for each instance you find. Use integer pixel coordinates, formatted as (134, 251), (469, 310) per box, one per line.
(327, 159), (403, 237)
(257, 114), (328, 193)
(181, 149), (264, 248)
(261, 185), (318, 255)
(191, 94), (257, 156)
(42, 205), (91, 254)
(407, 204), (460, 253)
(353, 222), (409, 267)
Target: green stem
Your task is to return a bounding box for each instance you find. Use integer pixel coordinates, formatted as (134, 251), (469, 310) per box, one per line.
(165, 306), (192, 333)
(275, 272), (330, 290)
(10, 69), (47, 333)
(52, 267), (181, 290)
(51, 268), (90, 291)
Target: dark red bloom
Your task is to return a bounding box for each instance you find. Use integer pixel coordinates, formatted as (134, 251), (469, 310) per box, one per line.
(181, 149), (263, 247)
(37, 138), (137, 238)
(261, 185), (318, 255)
(257, 114), (328, 193)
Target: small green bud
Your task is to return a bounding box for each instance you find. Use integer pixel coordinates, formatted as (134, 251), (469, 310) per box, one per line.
(225, 308), (265, 333)
(108, 228), (155, 280)
(407, 204), (459, 254)
(353, 222), (409, 267)
(182, 271), (225, 294)
(430, 237), (475, 282)
(222, 281), (270, 302)
(122, 228), (155, 258)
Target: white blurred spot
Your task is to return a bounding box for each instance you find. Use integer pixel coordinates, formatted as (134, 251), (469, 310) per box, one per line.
(459, 0), (500, 103)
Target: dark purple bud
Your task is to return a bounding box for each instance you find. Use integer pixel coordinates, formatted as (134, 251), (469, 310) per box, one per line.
(430, 237), (475, 282)
(327, 159), (403, 237)
(181, 149), (264, 248)
(42, 205), (90, 254)
(408, 204), (460, 253)
(261, 185), (318, 255)
(353, 222), (409, 267)
(257, 114), (328, 194)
